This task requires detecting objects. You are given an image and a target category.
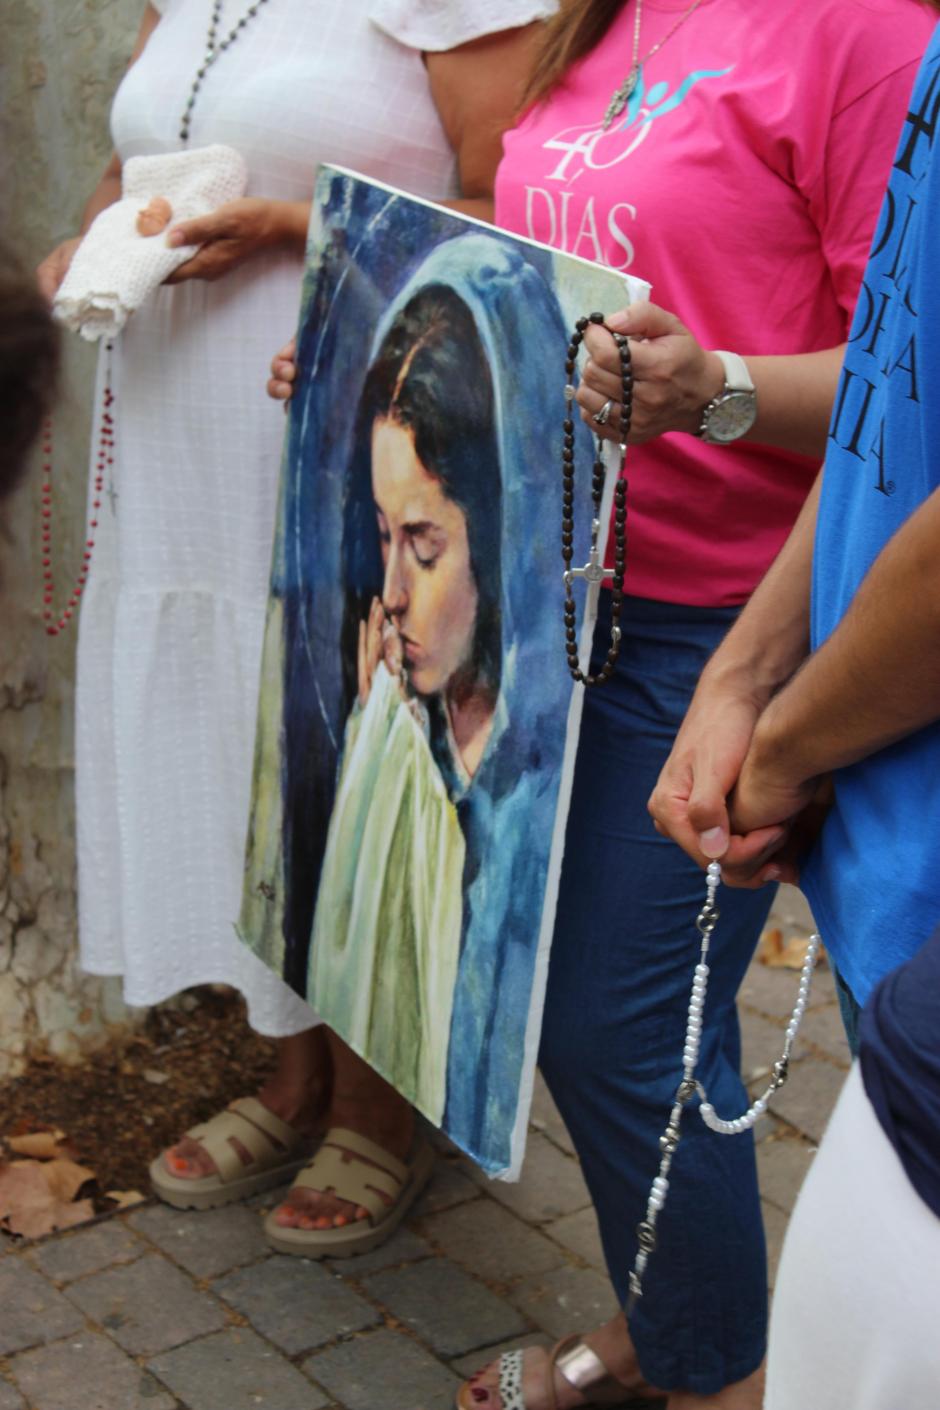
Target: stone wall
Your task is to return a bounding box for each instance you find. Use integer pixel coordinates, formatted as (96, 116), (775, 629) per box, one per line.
(0, 0), (142, 1077)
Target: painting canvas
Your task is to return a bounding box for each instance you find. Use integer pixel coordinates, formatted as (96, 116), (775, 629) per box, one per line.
(239, 166), (645, 1176)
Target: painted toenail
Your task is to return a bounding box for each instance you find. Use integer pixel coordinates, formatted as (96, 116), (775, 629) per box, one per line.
(471, 1390), (488, 1404)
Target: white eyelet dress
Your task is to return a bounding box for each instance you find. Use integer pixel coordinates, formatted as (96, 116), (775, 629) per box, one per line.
(76, 0), (555, 1034)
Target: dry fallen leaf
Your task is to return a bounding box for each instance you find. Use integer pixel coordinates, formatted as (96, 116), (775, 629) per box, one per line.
(766, 937), (815, 970)
(0, 1162), (95, 1239)
(0, 987), (276, 1201)
(758, 928), (822, 971)
(104, 1189), (146, 1209)
(42, 1157), (96, 1204)
(757, 927), (784, 962)
(50, 1199), (96, 1234)
(6, 1132), (67, 1159)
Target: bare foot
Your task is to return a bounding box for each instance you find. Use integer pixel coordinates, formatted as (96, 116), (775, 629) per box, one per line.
(463, 1315), (657, 1410)
(163, 1029), (329, 1181)
(272, 1032), (414, 1231)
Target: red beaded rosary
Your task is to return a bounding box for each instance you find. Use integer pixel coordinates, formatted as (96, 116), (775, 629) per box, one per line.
(40, 342), (114, 637)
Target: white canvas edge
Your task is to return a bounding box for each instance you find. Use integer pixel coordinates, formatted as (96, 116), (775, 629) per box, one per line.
(502, 274), (649, 1181)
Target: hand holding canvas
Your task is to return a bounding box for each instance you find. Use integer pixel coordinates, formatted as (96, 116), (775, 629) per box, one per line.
(267, 336), (296, 401)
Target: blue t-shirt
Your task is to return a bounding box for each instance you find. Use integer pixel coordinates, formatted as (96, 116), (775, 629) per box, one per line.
(802, 25), (940, 1007)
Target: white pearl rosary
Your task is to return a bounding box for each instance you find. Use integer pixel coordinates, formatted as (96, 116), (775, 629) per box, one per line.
(626, 862), (822, 1310)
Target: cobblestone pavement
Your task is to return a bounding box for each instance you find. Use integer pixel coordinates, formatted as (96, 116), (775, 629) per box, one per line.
(0, 890), (848, 1410)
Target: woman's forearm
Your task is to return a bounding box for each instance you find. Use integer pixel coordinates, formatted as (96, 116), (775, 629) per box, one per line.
(81, 154), (123, 232)
(271, 200), (312, 253)
(699, 472), (820, 706)
(442, 196), (494, 223)
(751, 482), (940, 786)
(742, 344), (846, 459)
(426, 22), (544, 205)
(694, 344), (845, 460)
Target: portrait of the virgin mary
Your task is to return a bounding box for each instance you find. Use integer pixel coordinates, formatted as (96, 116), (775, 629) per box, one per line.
(240, 177), (616, 1173)
(308, 280), (504, 1127)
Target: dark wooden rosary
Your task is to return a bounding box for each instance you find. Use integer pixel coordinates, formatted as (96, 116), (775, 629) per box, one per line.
(562, 312), (632, 685)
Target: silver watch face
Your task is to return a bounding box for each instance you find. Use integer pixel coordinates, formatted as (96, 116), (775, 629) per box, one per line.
(703, 390), (757, 444)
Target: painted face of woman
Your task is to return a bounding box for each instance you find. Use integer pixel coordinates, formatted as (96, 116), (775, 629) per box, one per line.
(372, 417), (479, 699)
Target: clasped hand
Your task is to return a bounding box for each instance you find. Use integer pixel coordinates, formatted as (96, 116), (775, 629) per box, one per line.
(648, 683), (829, 889)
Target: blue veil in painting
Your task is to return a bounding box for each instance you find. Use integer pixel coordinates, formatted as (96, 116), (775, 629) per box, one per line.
(254, 174), (592, 1173)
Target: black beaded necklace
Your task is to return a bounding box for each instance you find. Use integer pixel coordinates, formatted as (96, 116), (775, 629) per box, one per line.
(179, 0), (272, 144)
(562, 312), (633, 686)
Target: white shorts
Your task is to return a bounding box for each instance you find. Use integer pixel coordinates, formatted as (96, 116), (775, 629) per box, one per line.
(766, 1063), (940, 1409)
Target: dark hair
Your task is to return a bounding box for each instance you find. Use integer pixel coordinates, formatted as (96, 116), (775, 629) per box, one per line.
(342, 283), (502, 704)
(0, 246), (60, 499)
(520, 0), (623, 111)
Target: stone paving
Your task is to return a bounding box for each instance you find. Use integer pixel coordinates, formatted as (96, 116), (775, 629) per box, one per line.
(0, 889), (849, 1410)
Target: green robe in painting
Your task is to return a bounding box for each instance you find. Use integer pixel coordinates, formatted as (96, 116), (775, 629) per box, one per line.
(308, 663), (465, 1125)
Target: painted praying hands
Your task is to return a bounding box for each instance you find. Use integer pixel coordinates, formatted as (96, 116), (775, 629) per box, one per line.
(357, 597), (403, 707)
(357, 597), (421, 719)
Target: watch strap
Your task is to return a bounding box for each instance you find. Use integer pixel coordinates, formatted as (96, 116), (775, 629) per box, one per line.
(712, 349), (754, 394)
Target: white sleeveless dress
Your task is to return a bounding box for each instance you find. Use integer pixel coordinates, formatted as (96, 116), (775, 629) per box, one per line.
(76, 0), (553, 1034)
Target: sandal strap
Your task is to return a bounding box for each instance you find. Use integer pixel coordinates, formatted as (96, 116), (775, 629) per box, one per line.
(486, 1339), (663, 1410)
(323, 1127), (410, 1184)
(227, 1096), (305, 1149)
(497, 1350), (526, 1410)
(184, 1098), (303, 1184)
(551, 1335), (631, 1406)
(291, 1131), (409, 1222)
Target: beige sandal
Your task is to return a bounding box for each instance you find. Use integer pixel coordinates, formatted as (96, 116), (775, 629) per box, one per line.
(455, 1334), (666, 1409)
(263, 1125), (434, 1258)
(149, 1096), (314, 1211)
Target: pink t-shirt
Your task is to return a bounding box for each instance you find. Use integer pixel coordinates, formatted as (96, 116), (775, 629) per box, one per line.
(496, 0), (935, 605)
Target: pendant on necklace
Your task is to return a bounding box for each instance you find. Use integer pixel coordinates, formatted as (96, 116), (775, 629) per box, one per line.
(602, 65), (639, 130)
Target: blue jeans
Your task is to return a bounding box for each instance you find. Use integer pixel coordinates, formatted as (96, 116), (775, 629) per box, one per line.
(540, 594), (776, 1395)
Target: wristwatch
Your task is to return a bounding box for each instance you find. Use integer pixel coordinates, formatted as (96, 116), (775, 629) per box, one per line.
(696, 350), (757, 444)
